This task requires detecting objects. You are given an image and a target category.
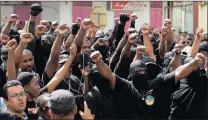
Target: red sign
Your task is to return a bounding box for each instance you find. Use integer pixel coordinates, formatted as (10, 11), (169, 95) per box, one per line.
(111, 1), (144, 10)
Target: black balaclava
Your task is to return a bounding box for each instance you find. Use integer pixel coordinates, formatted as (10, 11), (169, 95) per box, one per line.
(129, 60), (148, 90)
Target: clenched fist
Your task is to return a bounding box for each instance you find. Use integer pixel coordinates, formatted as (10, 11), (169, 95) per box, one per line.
(136, 45), (146, 56)
(81, 18), (93, 30)
(36, 25), (47, 36)
(161, 26), (168, 37)
(126, 28), (136, 37)
(142, 24), (150, 36)
(7, 39), (17, 51)
(196, 28), (204, 38)
(69, 43), (77, 58)
(128, 33), (138, 44)
(20, 33), (34, 44)
(130, 13), (138, 20)
(9, 14), (18, 22)
(194, 53), (206, 66)
(172, 44), (183, 55)
(57, 24), (69, 36)
(164, 19), (172, 30)
(90, 51), (103, 63)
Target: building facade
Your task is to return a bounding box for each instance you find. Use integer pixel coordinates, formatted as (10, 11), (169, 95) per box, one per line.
(1, 1), (207, 33)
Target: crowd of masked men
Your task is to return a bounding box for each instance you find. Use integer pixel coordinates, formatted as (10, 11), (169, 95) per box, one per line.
(0, 3), (208, 120)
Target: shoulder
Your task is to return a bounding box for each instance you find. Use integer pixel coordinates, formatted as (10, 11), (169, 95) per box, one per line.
(0, 108), (15, 120)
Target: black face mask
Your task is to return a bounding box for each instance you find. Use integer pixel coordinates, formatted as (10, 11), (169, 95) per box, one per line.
(129, 60), (148, 90)
(131, 73), (148, 90)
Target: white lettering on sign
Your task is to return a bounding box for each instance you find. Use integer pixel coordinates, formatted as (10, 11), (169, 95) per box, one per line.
(124, 2), (143, 8)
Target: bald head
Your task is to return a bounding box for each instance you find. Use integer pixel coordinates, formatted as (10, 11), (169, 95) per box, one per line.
(23, 49), (33, 56)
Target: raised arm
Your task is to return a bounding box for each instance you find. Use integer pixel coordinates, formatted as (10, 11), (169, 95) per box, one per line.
(47, 43), (77, 93)
(44, 24), (69, 78)
(159, 26), (168, 60)
(73, 18), (92, 54)
(164, 19), (174, 51)
(142, 24), (156, 62)
(14, 33), (34, 65)
(64, 23), (79, 51)
(6, 39), (18, 81)
(175, 53), (206, 81)
(169, 44), (183, 72)
(1, 14), (18, 35)
(191, 28), (204, 57)
(91, 51), (116, 89)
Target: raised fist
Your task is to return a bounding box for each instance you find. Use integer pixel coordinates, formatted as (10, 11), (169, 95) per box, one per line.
(172, 44), (183, 54)
(130, 13), (138, 20)
(196, 28), (204, 38)
(7, 39), (17, 51)
(120, 13), (130, 23)
(69, 43), (77, 58)
(164, 19), (172, 30)
(81, 18), (92, 30)
(20, 33), (34, 44)
(142, 24), (150, 36)
(126, 28), (136, 37)
(136, 45), (146, 56)
(57, 24), (69, 36)
(114, 17), (119, 24)
(90, 51), (103, 63)
(128, 33), (138, 44)
(76, 17), (82, 24)
(9, 14), (18, 22)
(194, 53), (206, 66)
(36, 25), (47, 36)
(161, 26), (168, 37)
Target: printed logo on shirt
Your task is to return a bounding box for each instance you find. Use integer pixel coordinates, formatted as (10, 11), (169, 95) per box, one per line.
(145, 95), (155, 106)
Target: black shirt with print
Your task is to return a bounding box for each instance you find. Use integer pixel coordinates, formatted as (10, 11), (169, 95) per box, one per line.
(147, 71), (178, 119)
(113, 75), (148, 119)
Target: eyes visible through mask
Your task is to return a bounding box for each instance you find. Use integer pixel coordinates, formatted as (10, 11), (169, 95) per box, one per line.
(135, 67), (147, 74)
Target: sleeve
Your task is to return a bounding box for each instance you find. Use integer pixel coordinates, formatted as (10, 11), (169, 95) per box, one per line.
(114, 75), (139, 98)
(84, 88), (101, 115)
(162, 71), (179, 92)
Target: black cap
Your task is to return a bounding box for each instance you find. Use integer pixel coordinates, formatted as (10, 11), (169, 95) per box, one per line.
(48, 89), (76, 115)
(199, 41), (208, 52)
(17, 72), (35, 86)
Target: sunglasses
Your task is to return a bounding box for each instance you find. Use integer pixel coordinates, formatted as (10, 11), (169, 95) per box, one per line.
(182, 41), (189, 45)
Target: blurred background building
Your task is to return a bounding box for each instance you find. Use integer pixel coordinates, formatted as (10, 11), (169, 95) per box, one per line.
(0, 1), (207, 34)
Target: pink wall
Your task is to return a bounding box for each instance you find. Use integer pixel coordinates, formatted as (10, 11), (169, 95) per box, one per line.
(14, 1), (41, 27)
(150, 1), (163, 30)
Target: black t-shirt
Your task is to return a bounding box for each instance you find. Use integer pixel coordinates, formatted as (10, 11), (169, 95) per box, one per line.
(113, 75), (147, 119)
(85, 86), (116, 119)
(147, 71), (178, 119)
(170, 72), (208, 119)
(24, 86), (48, 120)
(0, 65), (6, 97)
(42, 71), (83, 96)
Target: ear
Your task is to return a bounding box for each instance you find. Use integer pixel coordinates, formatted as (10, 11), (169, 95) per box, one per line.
(24, 85), (29, 92)
(73, 105), (77, 114)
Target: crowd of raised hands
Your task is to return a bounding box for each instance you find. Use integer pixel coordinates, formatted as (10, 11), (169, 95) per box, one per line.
(0, 3), (208, 120)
